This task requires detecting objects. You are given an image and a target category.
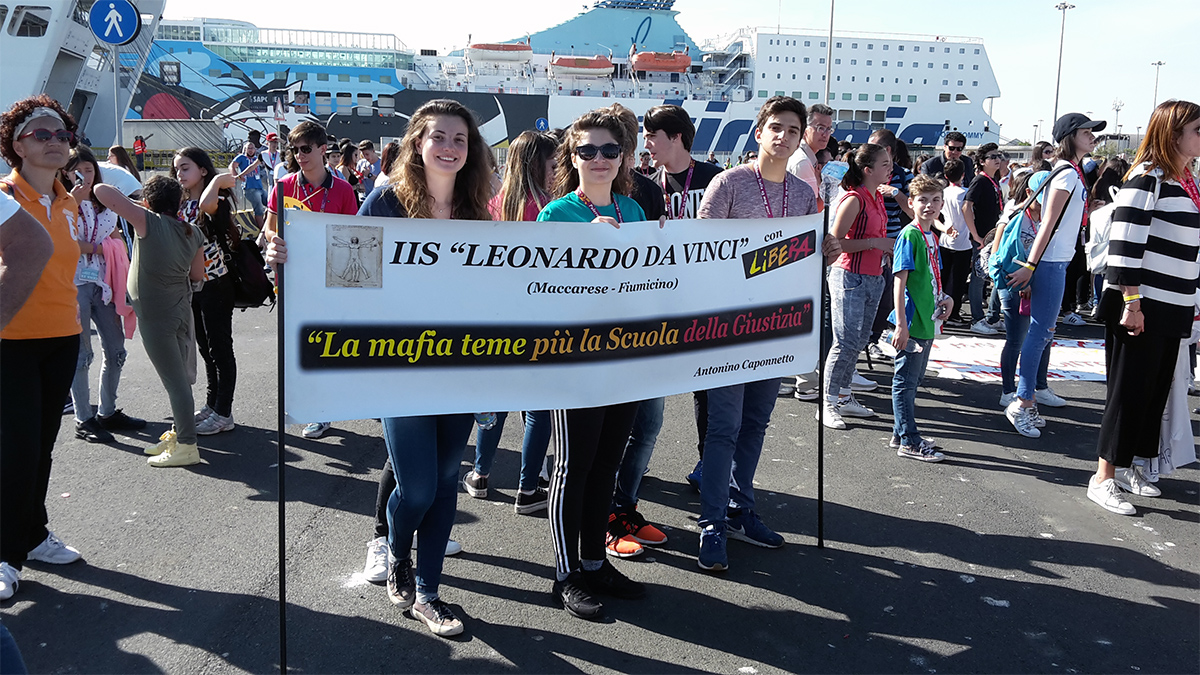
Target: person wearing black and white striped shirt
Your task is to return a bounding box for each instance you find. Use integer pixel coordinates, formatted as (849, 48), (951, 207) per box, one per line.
(1090, 100), (1200, 516)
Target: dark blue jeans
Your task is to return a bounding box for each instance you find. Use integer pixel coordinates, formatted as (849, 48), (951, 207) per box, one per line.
(611, 397), (665, 512)
(891, 337), (934, 447)
(699, 378), (780, 530)
(472, 410), (552, 491)
(998, 287), (1050, 395)
(381, 413), (474, 599)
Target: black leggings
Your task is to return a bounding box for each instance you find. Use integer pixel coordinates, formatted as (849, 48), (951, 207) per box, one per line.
(940, 247), (972, 320)
(0, 335), (79, 570)
(192, 273), (237, 417)
(373, 455), (394, 539)
(1062, 244), (1091, 312)
(549, 403), (639, 576)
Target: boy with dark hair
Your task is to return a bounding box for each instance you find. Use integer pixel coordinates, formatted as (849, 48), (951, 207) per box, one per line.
(888, 174), (951, 462)
(921, 131), (974, 183)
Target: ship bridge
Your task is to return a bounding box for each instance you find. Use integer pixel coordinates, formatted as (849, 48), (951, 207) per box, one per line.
(499, 0), (700, 56)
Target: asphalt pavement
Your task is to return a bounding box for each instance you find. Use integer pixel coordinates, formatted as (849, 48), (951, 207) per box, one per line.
(2, 313), (1197, 674)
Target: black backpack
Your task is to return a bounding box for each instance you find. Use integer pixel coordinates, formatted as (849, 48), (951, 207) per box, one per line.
(227, 238), (275, 310)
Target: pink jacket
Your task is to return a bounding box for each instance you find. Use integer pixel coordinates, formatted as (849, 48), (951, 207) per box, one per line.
(101, 237), (136, 339)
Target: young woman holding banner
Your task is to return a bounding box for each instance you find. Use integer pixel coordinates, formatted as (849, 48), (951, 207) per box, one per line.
(536, 109), (647, 622)
(265, 99), (493, 637)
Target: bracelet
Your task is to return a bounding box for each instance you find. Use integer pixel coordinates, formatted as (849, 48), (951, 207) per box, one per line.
(1124, 307), (1142, 313)
(1123, 294), (1142, 303)
(1015, 260), (1036, 271)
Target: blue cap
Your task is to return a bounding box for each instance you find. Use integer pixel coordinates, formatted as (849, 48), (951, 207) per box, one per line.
(1028, 170), (1051, 205)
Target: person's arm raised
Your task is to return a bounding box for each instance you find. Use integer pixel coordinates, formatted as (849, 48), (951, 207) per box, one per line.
(94, 183), (149, 237)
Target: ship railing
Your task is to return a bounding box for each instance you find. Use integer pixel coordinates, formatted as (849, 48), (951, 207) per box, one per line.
(742, 25), (984, 44)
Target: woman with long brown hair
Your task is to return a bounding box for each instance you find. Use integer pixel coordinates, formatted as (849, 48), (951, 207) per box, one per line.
(107, 144), (140, 184)
(1089, 100), (1200, 515)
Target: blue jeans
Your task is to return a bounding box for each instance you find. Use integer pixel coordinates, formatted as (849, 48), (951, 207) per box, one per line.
(824, 267), (886, 401)
(243, 187), (266, 217)
(1017, 261), (1068, 401)
(611, 397), (665, 512)
(699, 379), (780, 530)
(891, 337), (934, 447)
(381, 413), (474, 599)
(998, 287), (1050, 395)
(70, 283), (126, 421)
(473, 410), (552, 491)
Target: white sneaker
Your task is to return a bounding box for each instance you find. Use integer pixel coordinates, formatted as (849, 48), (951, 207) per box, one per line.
(817, 404), (846, 429)
(301, 422), (331, 439)
(1035, 387), (1067, 408)
(196, 413), (235, 435)
(835, 394), (875, 418)
(778, 381), (796, 397)
(27, 531), (82, 564)
(794, 387), (819, 401)
(1087, 477), (1136, 515)
(970, 319), (999, 335)
(0, 562), (19, 600)
(1115, 467), (1161, 497)
(998, 392), (1017, 408)
(363, 536), (389, 582)
(991, 318), (1006, 332)
(1062, 312), (1086, 326)
(411, 536), (464, 556)
(1028, 404), (1047, 429)
(1005, 401), (1041, 438)
(850, 371), (878, 392)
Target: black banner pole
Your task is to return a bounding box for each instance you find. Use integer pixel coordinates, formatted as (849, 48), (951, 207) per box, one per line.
(817, 202), (829, 549)
(275, 186), (288, 674)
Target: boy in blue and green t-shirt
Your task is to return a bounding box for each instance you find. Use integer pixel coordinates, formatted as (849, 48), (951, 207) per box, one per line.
(888, 175), (954, 462)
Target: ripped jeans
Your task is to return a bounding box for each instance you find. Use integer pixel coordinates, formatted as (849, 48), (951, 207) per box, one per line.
(1016, 261), (1068, 401)
(70, 282), (127, 421)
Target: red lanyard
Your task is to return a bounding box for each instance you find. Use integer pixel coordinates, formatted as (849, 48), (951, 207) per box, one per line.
(1180, 168), (1200, 214)
(920, 225), (942, 296)
(295, 178), (330, 213)
(575, 189), (623, 223)
(1067, 160), (1090, 230)
(983, 174), (1003, 212)
(662, 161), (694, 219)
(754, 166), (788, 218)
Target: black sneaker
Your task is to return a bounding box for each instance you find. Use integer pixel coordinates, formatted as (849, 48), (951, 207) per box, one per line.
(582, 560), (646, 599)
(553, 571), (604, 621)
(75, 417), (114, 444)
(514, 486), (549, 515)
(409, 598), (464, 637)
(462, 471), (488, 498)
(538, 476), (551, 491)
(97, 409), (147, 431)
(387, 558), (415, 609)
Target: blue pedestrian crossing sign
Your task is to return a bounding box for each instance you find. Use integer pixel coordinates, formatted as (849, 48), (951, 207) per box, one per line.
(535, 117), (550, 132)
(89, 0), (141, 46)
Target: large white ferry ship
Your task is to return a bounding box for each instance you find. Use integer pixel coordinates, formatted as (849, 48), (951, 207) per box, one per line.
(2, 0), (1003, 156)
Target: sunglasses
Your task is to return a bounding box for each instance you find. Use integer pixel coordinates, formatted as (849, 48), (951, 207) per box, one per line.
(985, 154), (1004, 160)
(291, 144), (324, 155)
(574, 143), (621, 161)
(18, 128), (75, 143)
(946, 145), (964, 151)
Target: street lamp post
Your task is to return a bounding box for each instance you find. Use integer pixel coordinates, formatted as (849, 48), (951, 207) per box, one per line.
(1052, 2), (1075, 124)
(1151, 61), (1166, 107)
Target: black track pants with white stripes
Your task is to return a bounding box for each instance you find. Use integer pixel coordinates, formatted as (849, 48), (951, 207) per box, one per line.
(548, 402), (640, 577)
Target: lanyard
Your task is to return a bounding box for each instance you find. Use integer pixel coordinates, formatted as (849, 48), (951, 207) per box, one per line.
(920, 224), (942, 297)
(661, 161), (695, 219)
(982, 174), (1003, 212)
(754, 166), (788, 219)
(575, 189), (623, 223)
(1067, 160), (1090, 231)
(295, 177), (330, 213)
(1180, 168), (1200, 214)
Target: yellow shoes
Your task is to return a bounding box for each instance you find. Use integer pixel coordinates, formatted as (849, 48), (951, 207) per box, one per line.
(145, 430), (176, 456)
(144, 429), (201, 467)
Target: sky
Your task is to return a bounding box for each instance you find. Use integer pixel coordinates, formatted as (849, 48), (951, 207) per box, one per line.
(163, 0), (1198, 145)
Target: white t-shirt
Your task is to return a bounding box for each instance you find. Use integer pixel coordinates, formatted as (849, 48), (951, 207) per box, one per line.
(1040, 160), (1087, 263)
(97, 161), (142, 196)
(0, 188), (19, 225)
(939, 184), (970, 250)
(273, 163), (290, 182)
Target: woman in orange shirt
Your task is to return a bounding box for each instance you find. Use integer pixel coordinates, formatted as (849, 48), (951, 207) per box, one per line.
(0, 95), (87, 601)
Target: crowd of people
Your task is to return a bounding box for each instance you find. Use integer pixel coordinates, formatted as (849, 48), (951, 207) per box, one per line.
(0, 88), (1197, 645)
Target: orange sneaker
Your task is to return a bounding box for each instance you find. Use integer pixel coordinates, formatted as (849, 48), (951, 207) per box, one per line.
(620, 509), (667, 546)
(605, 531), (643, 558)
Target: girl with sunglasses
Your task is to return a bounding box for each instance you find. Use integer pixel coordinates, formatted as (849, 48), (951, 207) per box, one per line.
(0, 95), (87, 599)
(537, 109), (647, 621)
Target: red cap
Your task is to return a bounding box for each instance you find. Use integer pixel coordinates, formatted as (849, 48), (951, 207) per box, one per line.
(265, 132), (279, 141)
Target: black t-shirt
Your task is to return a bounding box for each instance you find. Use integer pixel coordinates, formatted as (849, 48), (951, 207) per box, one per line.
(630, 171), (665, 222)
(922, 153), (975, 184)
(964, 174), (1003, 237)
(654, 160), (723, 219)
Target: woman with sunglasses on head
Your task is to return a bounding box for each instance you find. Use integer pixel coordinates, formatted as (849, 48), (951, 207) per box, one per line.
(62, 146), (146, 445)
(1003, 113), (1106, 439)
(0, 95), (87, 600)
(1089, 100), (1200, 515)
(536, 109), (647, 622)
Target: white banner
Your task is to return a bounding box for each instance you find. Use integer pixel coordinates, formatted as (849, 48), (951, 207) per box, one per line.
(280, 210), (825, 422)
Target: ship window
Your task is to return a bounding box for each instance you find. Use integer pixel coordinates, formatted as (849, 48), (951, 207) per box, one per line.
(871, 110), (886, 122)
(851, 43), (857, 49)
(851, 76), (855, 81)
(973, 65), (979, 70)
(314, 92), (332, 115)
(940, 93), (951, 102)
(956, 94), (970, 103)
(942, 63), (948, 69)
(942, 80), (948, 85)
(377, 94), (394, 116)
(339, 74), (350, 82)
(359, 74), (371, 83)
(231, 69), (244, 77)
(792, 74), (796, 79)
(356, 93), (373, 114)
(898, 45), (904, 51)
(907, 95), (917, 102)
(836, 42), (841, 48)
(838, 109), (853, 120)
(913, 62), (918, 68)
(275, 71), (287, 79)
(868, 44), (873, 50)
(803, 57), (809, 63)
(208, 69), (221, 77)
(850, 59), (856, 65)
(875, 94), (884, 101)
(959, 48), (965, 54)
(804, 40), (810, 46)
(892, 94), (901, 102)
(923, 79), (927, 84)
(944, 47), (950, 53)
(253, 71), (265, 79)
(866, 60), (871, 66)
(9, 6), (50, 37)
(897, 62), (902, 67)
(974, 48), (980, 54)
(957, 80), (963, 86)
(293, 91), (309, 114)
(836, 76), (840, 81)
(758, 90), (768, 98)
(855, 110), (869, 121)
(809, 92), (818, 99)
(882, 61), (888, 66)
(777, 73), (781, 79)
(380, 75), (391, 84)
(807, 74), (811, 80)
(775, 90), (785, 96)
(834, 58), (841, 65)
(841, 93), (851, 100)
(883, 44), (889, 50)
(972, 81), (978, 86)
(317, 73), (329, 81)
(792, 91), (802, 98)
(296, 72), (307, 80)
(928, 62), (933, 68)
(820, 41), (826, 47)
(958, 64), (964, 70)
(858, 94), (867, 101)
(819, 58), (825, 64)
(336, 92), (353, 111)
(912, 46), (919, 52)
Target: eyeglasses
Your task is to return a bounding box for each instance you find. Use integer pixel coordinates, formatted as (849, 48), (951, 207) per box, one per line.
(291, 144), (323, 155)
(574, 143), (621, 161)
(946, 145), (965, 152)
(810, 125), (833, 134)
(984, 153), (1004, 160)
(17, 128), (75, 143)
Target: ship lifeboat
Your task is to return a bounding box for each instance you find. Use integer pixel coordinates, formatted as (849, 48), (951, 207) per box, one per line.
(630, 50), (691, 73)
(465, 43), (533, 63)
(551, 55), (614, 77)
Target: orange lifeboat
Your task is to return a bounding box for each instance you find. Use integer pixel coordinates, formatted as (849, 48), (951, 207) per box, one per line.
(630, 50), (691, 73)
(550, 55), (614, 77)
(465, 43), (533, 63)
